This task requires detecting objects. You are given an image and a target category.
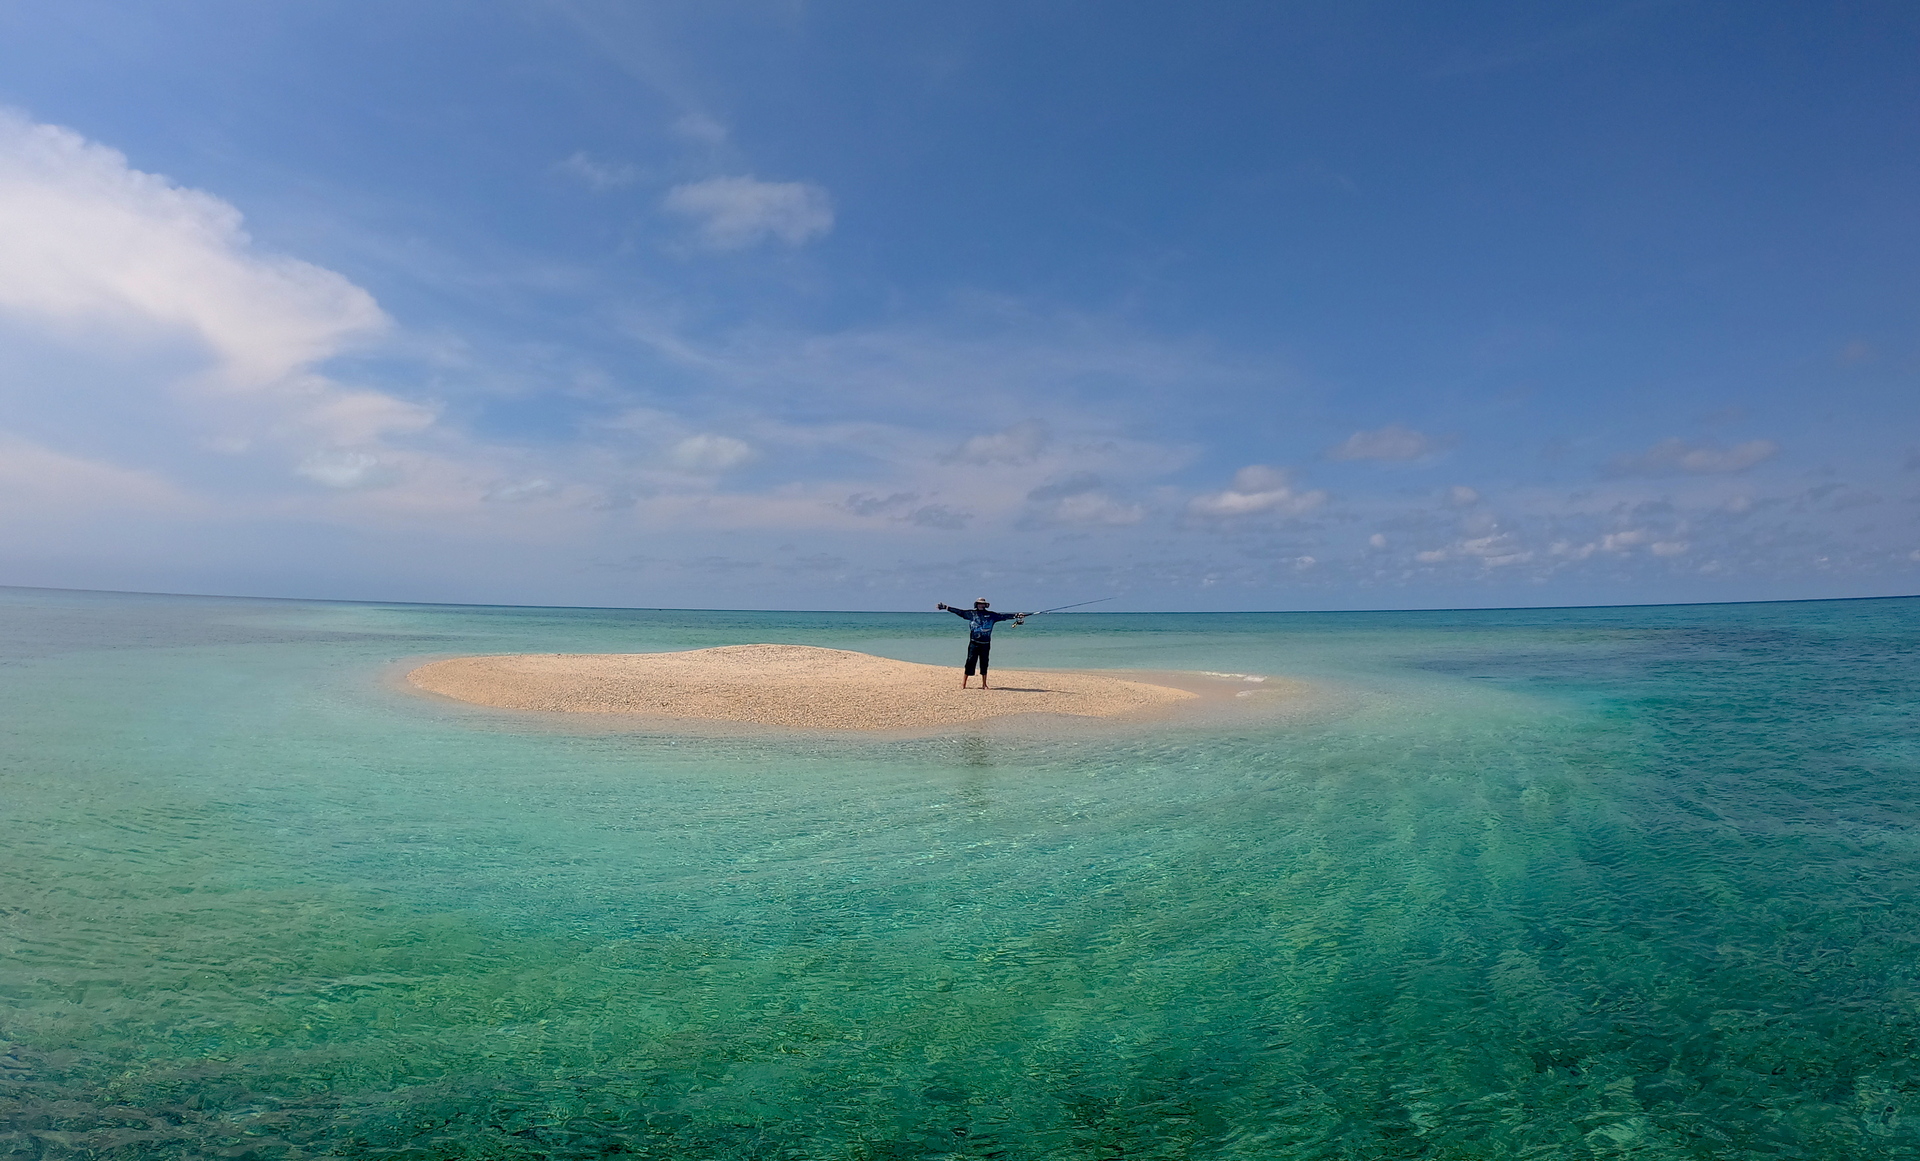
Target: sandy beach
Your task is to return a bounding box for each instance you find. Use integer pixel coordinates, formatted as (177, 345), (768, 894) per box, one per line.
(406, 643), (1203, 730)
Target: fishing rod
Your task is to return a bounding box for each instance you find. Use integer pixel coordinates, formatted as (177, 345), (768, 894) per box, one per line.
(1023, 597), (1115, 617)
(937, 596), (1114, 621)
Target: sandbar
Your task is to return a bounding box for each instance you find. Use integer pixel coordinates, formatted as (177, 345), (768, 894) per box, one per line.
(406, 643), (1202, 731)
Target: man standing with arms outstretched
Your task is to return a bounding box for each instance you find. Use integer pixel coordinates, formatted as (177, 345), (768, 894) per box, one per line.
(936, 598), (1025, 688)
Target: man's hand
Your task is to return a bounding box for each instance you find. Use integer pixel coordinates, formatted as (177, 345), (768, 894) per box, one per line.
(937, 602), (947, 610)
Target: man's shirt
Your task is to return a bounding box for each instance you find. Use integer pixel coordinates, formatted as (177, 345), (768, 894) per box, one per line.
(950, 607), (1018, 641)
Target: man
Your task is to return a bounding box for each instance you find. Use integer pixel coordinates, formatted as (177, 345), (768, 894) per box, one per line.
(936, 598), (1026, 688)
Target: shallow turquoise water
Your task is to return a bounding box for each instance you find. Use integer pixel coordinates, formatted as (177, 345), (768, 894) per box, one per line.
(2, 587), (1918, 1158)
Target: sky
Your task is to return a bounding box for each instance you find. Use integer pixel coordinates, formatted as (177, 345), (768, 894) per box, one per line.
(0, 0), (1916, 612)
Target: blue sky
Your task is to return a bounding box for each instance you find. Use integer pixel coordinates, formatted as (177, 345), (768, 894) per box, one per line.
(0, 1), (1916, 610)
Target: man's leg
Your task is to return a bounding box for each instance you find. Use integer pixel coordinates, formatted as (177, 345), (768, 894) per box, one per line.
(963, 640), (981, 687)
(977, 642), (991, 688)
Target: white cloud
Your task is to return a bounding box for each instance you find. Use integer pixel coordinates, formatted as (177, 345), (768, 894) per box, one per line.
(661, 176), (833, 249)
(1610, 437), (1779, 476)
(1326, 424), (1442, 462)
(1413, 531), (1531, 567)
(1544, 526), (1696, 561)
(485, 479), (558, 503)
(558, 151), (641, 191)
(1189, 465), (1327, 518)
(948, 420), (1048, 465)
(1458, 534), (1531, 566)
(0, 109), (388, 389)
(296, 450), (393, 489)
(0, 107), (432, 488)
(1447, 485), (1479, 507)
(667, 433), (754, 473)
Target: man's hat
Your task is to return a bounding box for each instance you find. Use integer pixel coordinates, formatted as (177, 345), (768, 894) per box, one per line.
(974, 598), (989, 606)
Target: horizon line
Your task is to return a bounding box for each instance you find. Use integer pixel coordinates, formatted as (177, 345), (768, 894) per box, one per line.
(4, 581), (1915, 618)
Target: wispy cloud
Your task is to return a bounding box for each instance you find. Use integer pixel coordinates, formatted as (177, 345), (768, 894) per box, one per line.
(1414, 530), (1533, 567)
(296, 450), (395, 489)
(0, 434), (195, 514)
(662, 176), (833, 249)
(670, 112), (728, 144)
(483, 478), (559, 503)
(666, 433), (754, 473)
(840, 491), (973, 530)
(1325, 424), (1447, 462)
(558, 151), (642, 191)
(1027, 474), (1144, 526)
(1609, 437), (1779, 476)
(947, 421), (1048, 465)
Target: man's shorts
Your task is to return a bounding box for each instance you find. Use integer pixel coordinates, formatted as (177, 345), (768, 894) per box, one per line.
(965, 639), (991, 675)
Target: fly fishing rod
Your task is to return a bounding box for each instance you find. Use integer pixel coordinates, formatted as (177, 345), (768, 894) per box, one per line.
(1020, 596), (1115, 618)
(937, 596), (1114, 622)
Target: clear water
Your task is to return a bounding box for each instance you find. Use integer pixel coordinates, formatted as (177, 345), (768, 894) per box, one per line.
(2, 587), (1918, 1159)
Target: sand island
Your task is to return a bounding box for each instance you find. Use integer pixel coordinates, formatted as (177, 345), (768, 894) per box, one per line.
(407, 643), (1207, 731)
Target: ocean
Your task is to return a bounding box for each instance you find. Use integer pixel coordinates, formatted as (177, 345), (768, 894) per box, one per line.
(2, 585), (1917, 1158)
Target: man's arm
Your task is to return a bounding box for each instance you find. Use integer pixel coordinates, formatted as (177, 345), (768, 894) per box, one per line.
(990, 611), (1021, 623)
(937, 604), (971, 619)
